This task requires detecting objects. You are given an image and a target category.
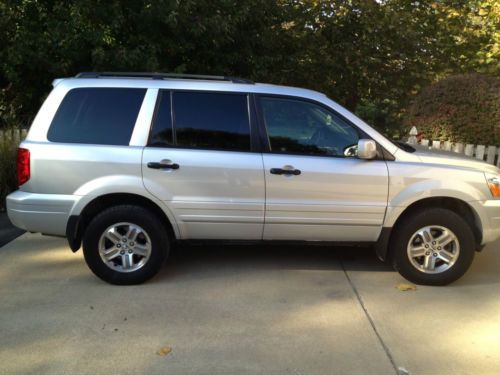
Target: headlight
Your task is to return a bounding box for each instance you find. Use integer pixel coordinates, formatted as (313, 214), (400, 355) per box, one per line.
(485, 173), (500, 198)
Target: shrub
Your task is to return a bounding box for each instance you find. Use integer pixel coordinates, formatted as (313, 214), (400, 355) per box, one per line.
(403, 74), (500, 145)
(0, 138), (18, 212)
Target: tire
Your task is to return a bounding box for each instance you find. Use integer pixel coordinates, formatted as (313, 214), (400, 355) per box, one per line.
(391, 208), (475, 286)
(82, 205), (169, 285)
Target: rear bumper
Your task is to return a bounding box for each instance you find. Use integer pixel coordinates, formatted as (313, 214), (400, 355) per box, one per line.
(6, 190), (79, 236)
(470, 199), (500, 245)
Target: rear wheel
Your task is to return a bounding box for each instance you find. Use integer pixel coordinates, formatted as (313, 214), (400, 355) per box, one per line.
(391, 208), (475, 286)
(83, 205), (169, 285)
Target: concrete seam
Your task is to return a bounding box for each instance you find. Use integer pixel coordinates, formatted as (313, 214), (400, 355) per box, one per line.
(340, 258), (400, 375)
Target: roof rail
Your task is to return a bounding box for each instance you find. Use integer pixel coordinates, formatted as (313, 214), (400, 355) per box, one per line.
(75, 72), (254, 84)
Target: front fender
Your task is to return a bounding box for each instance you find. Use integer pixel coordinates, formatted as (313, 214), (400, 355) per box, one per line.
(384, 165), (490, 228)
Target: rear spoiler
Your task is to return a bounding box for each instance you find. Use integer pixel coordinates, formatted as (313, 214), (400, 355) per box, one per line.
(52, 78), (64, 87)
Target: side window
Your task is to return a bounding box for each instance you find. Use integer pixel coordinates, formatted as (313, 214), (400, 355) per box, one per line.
(260, 96), (360, 157)
(48, 88), (146, 145)
(172, 91), (251, 151)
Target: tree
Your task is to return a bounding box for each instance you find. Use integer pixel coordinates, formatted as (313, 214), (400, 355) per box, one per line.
(0, 0), (497, 131)
(0, 0), (290, 126)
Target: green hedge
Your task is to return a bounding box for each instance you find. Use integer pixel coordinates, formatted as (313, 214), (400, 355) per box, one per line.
(403, 74), (499, 145)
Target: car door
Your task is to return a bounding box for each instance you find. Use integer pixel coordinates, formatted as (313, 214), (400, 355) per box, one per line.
(142, 90), (265, 240)
(257, 95), (389, 242)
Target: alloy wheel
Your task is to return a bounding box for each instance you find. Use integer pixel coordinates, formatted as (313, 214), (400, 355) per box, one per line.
(407, 225), (460, 274)
(98, 222), (152, 273)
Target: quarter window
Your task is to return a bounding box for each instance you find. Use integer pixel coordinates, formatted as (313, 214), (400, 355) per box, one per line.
(48, 88), (146, 145)
(149, 91), (173, 146)
(260, 97), (360, 157)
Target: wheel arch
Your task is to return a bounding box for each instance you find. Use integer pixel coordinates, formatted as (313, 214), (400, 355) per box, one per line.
(66, 193), (178, 252)
(376, 197), (483, 261)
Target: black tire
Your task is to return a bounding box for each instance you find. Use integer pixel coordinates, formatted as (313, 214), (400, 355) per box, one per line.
(391, 208), (475, 286)
(82, 205), (169, 285)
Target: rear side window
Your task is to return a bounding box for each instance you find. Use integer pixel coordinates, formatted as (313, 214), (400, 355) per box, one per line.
(48, 88), (146, 145)
(150, 91), (251, 151)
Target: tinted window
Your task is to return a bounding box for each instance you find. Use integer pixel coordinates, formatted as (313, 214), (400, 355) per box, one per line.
(172, 92), (250, 151)
(260, 97), (360, 157)
(149, 91), (173, 146)
(48, 88), (146, 145)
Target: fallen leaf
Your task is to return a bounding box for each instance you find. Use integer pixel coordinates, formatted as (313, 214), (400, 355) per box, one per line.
(396, 283), (417, 291)
(157, 347), (172, 357)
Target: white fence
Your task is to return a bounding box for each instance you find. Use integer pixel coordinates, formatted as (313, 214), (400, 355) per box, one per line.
(0, 128), (28, 146)
(407, 127), (500, 168)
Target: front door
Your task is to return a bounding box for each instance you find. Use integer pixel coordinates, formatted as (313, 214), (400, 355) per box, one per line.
(258, 96), (389, 242)
(143, 90), (265, 240)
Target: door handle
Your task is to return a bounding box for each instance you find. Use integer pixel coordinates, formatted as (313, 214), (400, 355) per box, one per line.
(270, 167), (301, 176)
(147, 161), (180, 170)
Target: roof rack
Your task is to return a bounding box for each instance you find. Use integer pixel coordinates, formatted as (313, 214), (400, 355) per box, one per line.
(75, 72), (254, 84)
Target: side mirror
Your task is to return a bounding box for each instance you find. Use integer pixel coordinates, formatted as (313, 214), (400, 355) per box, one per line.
(357, 139), (377, 160)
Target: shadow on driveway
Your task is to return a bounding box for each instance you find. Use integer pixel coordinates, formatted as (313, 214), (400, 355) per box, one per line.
(156, 242), (393, 282)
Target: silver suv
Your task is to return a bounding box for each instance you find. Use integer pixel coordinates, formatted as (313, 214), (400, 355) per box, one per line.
(7, 72), (500, 285)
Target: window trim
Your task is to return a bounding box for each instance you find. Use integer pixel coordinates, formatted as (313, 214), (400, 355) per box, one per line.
(254, 93), (377, 159)
(146, 89), (262, 153)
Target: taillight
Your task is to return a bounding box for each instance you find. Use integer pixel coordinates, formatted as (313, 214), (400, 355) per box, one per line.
(17, 148), (30, 186)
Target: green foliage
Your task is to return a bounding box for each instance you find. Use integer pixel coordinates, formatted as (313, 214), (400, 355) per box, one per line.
(282, 1), (453, 111)
(437, 0), (499, 75)
(403, 74), (499, 145)
(0, 138), (17, 211)
(0, 0), (498, 133)
(0, 0), (290, 127)
(355, 99), (404, 139)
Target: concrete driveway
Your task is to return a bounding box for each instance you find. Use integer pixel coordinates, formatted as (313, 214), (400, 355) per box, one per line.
(1, 234), (499, 375)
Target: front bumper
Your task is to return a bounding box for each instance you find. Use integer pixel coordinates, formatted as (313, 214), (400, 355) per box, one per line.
(470, 199), (500, 245)
(6, 190), (79, 236)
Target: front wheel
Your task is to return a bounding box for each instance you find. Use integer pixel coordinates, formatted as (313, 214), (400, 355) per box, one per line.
(391, 208), (475, 286)
(82, 205), (169, 285)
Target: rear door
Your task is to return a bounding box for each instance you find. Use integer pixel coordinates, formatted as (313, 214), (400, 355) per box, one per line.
(142, 90), (265, 240)
(257, 95), (389, 242)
